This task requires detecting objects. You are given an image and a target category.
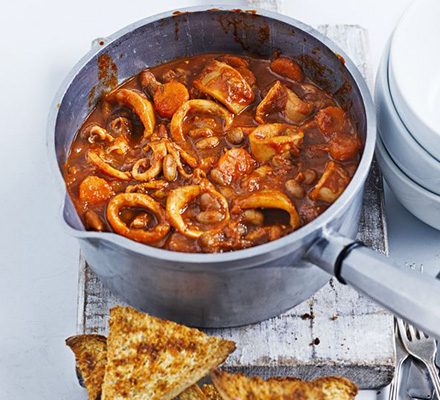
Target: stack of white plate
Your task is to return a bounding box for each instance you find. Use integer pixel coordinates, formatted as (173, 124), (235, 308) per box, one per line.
(375, 0), (440, 230)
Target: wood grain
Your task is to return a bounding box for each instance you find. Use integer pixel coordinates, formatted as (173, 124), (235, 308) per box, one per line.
(75, 25), (394, 389)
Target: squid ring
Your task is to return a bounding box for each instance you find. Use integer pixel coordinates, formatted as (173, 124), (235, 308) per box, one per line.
(106, 89), (156, 139)
(234, 189), (300, 229)
(131, 142), (167, 181)
(87, 149), (131, 181)
(166, 184), (230, 239)
(107, 193), (170, 244)
(170, 99), (233, 145)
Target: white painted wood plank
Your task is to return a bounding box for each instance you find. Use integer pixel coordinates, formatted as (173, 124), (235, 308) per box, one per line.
(76, 25), (394, 389)
(246, 0), (282, 12)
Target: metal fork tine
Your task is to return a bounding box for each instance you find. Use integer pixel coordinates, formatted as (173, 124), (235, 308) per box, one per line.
(397, 319), (440, 397)
(397, 318), (408, 341)
(417, 328), (425, 339)
(408, 323), (417, 341)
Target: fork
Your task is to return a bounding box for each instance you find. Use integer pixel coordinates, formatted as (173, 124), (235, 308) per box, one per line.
(397, 318), (440, 397)
(389, 320), (408, 400)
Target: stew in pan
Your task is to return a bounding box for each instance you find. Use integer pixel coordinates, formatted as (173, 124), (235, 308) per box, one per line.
(63, 53), (362, 253)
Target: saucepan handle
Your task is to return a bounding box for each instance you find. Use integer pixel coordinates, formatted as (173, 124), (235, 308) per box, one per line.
(306, 231), (440, 340)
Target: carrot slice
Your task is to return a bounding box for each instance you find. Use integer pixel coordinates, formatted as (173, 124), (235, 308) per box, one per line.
(154, 81), (189, 118)
(79, 176), (114, 205)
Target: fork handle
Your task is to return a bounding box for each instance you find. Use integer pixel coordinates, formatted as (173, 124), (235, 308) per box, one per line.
(388, 359), (404, 400)
(426, 361), (440, 398)
(307, 232), (440, 340)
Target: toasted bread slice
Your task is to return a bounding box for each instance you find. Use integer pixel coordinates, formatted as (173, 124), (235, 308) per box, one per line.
(211, 369), (357, 400)
(201, 384), (222, 400)
(313, 377), (358, 400)
(101, 306), (236, 400)
(179, 385), (207, 400)
(66, 334), (107, 400)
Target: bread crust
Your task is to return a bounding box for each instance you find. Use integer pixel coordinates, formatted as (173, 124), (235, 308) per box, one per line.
(211, 369), (358, 400)
(101, 306), (235, 400)
(66, 334), (107, 400)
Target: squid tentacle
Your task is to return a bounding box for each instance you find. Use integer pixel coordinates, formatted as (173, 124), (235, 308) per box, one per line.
(87, 149), (131, 181)
(131, 142), (167, 181)
(106, 88), (155, 139)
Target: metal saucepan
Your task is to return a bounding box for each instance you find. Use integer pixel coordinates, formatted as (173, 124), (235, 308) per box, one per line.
(47, 6), (440, 335)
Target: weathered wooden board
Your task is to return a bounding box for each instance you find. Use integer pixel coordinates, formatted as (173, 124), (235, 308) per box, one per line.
(76, 25), (394, 389)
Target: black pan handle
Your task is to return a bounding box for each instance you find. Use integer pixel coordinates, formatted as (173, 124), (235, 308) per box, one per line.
(306, 231), (440, 340)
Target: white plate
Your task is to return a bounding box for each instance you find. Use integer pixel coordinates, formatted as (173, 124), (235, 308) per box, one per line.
(389, 0), (440, 160)
(375, 41), (440, 195)
(376, 135), (440, 231)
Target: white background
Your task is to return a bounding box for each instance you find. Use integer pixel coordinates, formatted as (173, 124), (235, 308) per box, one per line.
(2, 0), (440, 398)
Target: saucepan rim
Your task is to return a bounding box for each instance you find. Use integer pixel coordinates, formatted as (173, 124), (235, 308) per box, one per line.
(47, 5), (376, 264)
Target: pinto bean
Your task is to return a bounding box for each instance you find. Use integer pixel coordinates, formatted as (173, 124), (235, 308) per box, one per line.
(210, 168), (227, 186)
(236, 223), (248, 236)
(84, 210), (106, 232)
(267, 225), (283, 241)
(271, 152), (292, 168)
(196, 210), (225, 224)
(200, 193), (220, 210)
(196, 136), (220, 150)
(188, 127), (214, 139)
(199, 231), (224, 249)
(242, 209), (264, 226)
(302, 169), (317, 185)
(226, 128), (244, 144)
(130, 213), (151, 229)
(163, 154), (177, 182)
(245, 227), (268, 243)
(285, 179), (305, 199)
(199, 156), (217, 171)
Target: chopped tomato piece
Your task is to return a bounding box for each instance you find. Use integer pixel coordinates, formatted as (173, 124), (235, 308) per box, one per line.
(315, 106), (346, 135)
(329, 133), (362, 161)
(211, 148), (256, 186)
(271, 57), (304, 82)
